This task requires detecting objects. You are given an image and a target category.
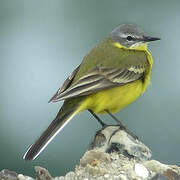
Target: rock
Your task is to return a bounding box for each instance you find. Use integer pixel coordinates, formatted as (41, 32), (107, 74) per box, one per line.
(89, 125), (151, 161)
(0, 169), (18, 180)
(35, 166), (53, 180)
(1, 125), (180, 180)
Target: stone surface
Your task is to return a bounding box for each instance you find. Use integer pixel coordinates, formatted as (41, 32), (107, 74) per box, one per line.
(0, 125), (179, 180)
(35, 166), (53, 180)
(0, 169), (18, 180)
(89, 125), (151, 161)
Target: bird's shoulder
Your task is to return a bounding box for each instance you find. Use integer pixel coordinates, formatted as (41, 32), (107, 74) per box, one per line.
(73, 37), (149, 82)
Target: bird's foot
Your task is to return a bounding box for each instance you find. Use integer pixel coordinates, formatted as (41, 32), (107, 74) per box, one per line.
(119, 125), (138, 140)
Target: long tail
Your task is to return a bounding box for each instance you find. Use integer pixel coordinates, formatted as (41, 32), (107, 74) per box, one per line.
(23, 103), (78, 160)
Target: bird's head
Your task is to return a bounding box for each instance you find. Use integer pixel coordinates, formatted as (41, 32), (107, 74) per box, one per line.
(109, 24), (160, 49)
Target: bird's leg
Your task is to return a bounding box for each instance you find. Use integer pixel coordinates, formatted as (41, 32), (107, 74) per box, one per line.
(105, 110), (126, 128)
(105, 109), (138, 139)
(88, 110), (106, 127)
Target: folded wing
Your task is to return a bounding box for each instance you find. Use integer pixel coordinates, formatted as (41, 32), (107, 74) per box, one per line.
(49, 64), (145, 102)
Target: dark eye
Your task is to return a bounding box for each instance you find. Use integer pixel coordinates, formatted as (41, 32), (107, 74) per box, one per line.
(126, 36), (133, 41)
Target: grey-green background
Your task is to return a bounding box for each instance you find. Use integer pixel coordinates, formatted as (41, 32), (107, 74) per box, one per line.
(1, 0), (180, 177)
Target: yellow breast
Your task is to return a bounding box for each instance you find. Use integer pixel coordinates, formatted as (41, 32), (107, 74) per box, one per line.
(79, 79), (143, 114)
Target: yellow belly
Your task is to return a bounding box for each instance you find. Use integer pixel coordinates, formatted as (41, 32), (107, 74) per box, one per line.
(80, 80), (143, 114)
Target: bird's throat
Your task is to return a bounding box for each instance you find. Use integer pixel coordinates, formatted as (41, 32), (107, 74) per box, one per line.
(112, 41), (148, 51)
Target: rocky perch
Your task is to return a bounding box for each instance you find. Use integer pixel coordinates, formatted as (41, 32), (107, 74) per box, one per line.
(0, 125), (179, 180)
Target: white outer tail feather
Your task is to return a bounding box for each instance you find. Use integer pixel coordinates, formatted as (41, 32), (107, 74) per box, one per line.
(23, 110), (77, 160)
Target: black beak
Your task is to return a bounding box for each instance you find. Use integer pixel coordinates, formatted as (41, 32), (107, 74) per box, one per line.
(143, 36), (161, 42)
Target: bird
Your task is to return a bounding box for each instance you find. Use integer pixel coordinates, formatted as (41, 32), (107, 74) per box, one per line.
(23, 24), (160, 160)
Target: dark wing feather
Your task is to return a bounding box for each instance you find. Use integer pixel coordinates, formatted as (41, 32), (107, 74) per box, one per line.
(49, 65), (80, 102)
(49, 65), (145, 102)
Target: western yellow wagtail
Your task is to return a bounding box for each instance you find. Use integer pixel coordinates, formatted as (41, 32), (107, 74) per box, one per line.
(23, 24), (160, 160)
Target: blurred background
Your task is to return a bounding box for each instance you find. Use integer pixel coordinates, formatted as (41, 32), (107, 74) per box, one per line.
(0, 0), (180, 177)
